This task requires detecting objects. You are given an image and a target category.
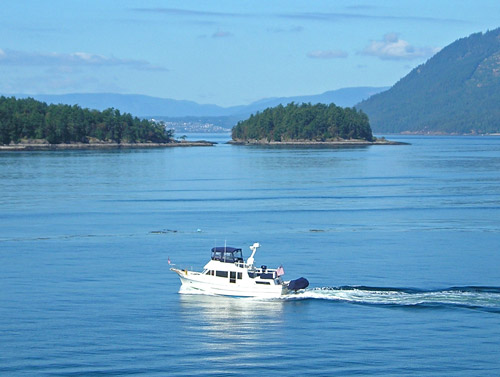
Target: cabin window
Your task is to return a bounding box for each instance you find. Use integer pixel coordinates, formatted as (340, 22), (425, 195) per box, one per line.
(260, 273), (274, 279)
(212, 251), (223, 261)
(230, 271), (236, 284)
(237, 272), (242, 280)
(205, 270), (211, 275)
(215, 271), (228, 278)
(256, 281), (270, 285)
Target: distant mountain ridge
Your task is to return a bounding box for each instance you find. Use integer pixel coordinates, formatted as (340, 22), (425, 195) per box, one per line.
(8, 93), (231, 118)
(357, 27), (500, 134)
(232, 87), (388, 117)
(6, 87), (388, 119)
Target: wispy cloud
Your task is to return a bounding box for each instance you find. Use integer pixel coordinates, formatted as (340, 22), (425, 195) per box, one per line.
(130, 7), (465, 25)
(1, 71), (124, 94)
(0, 48), (167, 71)
(267, 26), (304, 34)
(276, 11), (464, 24)
(132, 7), (243, 18)
(307, 50), (348, 59)
(360, 33), (439, 60)
(212, 30), (233, 38)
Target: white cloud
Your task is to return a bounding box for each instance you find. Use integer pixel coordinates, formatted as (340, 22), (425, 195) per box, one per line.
(361, 33), (439, 60)
(307, 49), (348, 59)
(0, 48), (167, 71)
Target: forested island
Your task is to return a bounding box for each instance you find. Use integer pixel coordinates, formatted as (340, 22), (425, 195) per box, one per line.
(231, 102), (378, 144)
(0, 96), (181, 148)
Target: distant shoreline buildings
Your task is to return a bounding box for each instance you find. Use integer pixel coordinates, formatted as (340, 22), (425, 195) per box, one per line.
(153, 119), (231, 134)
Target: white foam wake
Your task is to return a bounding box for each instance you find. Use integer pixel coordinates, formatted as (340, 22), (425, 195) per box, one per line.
(284, 286), (500, 309)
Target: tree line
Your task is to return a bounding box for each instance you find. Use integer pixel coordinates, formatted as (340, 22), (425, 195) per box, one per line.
(0, 96), (173, 145)
(232, 102), (373, 142)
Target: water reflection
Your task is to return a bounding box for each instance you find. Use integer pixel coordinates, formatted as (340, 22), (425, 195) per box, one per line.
(176, 294), (286, 367)
(179, 294), (284, 341)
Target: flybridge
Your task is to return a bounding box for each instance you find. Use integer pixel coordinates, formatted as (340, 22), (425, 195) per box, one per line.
(211, 247), (243, 263)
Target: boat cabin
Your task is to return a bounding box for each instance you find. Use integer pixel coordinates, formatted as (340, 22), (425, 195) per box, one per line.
(211, 247), (244, 264)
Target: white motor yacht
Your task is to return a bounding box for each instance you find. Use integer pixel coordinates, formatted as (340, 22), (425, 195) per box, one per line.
(171, 242), (309, 298)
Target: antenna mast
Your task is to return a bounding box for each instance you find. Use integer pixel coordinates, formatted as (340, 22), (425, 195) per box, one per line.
(246, 242), (260, 266)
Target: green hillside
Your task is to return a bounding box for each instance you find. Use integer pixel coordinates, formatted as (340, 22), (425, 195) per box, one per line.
(357, 28), (500, 134)
(232, 102), (373, 142)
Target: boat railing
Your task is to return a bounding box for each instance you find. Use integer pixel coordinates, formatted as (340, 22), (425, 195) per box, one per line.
(234, 261), (277, 273)
(234, 262), (244, 268)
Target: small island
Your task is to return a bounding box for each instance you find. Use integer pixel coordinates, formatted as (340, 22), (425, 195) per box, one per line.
(0, 96), (214, 150)
(231, 102), (405, 145)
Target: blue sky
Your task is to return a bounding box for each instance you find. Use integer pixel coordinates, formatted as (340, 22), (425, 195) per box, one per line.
(1, 0), (499, 106)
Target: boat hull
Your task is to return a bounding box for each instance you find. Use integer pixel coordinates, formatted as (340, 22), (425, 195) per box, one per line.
(172, 268), (289, 298)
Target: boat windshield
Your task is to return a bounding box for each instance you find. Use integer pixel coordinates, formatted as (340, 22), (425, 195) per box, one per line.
(211, 247), (244, 263)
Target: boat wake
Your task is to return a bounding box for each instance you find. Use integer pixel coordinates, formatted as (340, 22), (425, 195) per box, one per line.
(285, 286), (500, 312)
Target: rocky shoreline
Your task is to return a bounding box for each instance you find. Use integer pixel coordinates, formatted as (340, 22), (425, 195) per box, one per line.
(0, 140), (215, 151)
(228, 138), (409, 146)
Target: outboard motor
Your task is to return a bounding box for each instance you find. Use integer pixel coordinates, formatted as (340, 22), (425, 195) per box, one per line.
(287, 277), (309, 292)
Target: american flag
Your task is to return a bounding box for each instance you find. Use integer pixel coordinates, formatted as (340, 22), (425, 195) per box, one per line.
(276, 265), (285, 277)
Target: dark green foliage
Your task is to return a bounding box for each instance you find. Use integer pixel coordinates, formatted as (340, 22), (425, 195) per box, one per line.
(357, 28), (500, 134)
(232, 102), (373, 142)
(0, 96), (173, 145)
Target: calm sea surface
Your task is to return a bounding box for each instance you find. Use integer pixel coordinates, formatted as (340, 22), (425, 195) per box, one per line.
(1, 134), (499, 376)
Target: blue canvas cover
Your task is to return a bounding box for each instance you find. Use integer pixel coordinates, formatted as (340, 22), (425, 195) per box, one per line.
(211, 247), (241, 253)
(211, 247), (243, 263)
(288, 277), (309, 291)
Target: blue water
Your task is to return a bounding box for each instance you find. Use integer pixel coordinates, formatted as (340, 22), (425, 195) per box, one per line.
(1, 135), (499, 376)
